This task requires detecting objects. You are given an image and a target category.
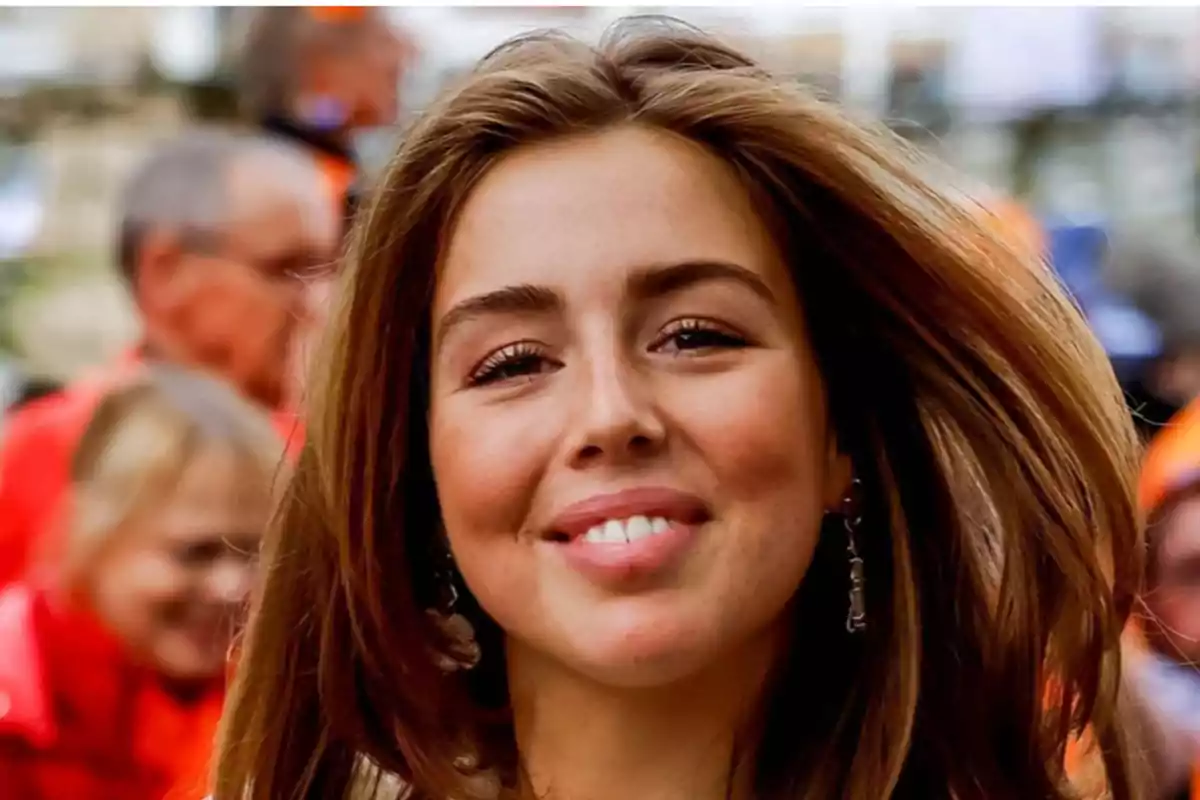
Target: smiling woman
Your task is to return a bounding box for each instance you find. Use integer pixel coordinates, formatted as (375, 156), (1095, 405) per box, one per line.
(215, 17), (1146, 800)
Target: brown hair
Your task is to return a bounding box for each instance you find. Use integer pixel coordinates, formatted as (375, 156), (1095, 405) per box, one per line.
(63, 362), (286, 591)
(216, 18), (1146, 800)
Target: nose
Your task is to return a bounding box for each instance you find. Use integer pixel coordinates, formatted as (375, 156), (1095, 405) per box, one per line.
(568, 347), (666, 468)
(205, 559), (253, 605)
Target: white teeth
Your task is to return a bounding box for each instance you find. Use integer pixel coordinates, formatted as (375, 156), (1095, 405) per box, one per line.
(580, 515), (676, 544)
(625, 515), (653, 541)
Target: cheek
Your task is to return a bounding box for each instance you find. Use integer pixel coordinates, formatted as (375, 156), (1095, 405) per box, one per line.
(431, 395), (563, 551)
(670, 353), (832, 609)
(91, 553), (190, 638)
(1156, 591), (1200, 637)
(430, 391), (582, 629)
(191, 276), (291, 347)
(679, 351), (830, 508)
(121, 556), (192, 606)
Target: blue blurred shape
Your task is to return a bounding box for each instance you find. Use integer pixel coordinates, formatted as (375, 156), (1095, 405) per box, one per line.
(1044, 221), (1163, 377)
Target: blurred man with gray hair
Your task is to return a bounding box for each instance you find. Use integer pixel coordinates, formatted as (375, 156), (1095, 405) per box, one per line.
(115, 130), (338, 408)
(0, 130), (339, 587)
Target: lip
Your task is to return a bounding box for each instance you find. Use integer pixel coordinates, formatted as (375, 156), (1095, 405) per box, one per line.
(547, 486), (710, 542)
(545, 487), (709, 587)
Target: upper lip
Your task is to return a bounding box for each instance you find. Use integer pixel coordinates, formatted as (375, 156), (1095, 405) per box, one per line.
(546, 486), (710, 541)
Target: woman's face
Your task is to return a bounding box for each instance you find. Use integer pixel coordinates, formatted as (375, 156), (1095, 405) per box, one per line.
(89, 446), (267, 682)
(429, 126), (850, 687)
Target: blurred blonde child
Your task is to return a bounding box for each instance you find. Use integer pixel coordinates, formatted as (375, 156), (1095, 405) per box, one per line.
(0, 363), (284, 799)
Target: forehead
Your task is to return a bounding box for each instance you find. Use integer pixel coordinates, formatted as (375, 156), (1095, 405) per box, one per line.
(437, 126), (783, 308)
(129, 446), (274, 545)
(224, 153), (339, 255)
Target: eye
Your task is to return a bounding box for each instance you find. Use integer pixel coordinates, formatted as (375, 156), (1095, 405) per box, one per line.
(175, 539), (226, 567)
(651, 318), (750, 355)
(282, 256), (338, 282)
(468, 341), (560, 387)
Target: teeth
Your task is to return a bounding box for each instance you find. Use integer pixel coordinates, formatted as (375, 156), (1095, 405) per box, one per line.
(581, 515), (674, 544)
(626, 515), (653, 541)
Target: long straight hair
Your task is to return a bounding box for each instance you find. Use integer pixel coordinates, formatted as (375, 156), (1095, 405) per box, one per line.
(216, 18), (1146, 800)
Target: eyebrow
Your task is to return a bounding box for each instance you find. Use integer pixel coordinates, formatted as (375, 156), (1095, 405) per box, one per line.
(627, 259), (775, 305)
(435, 283), (562, 351)
(434, 259), (774, 352)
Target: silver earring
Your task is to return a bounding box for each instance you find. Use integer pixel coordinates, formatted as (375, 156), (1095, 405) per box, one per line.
(842, 479), (867, 634)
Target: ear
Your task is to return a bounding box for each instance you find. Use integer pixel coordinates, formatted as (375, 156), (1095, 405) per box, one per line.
(822, 429), (855, 515)
(133, 229), (187, 316)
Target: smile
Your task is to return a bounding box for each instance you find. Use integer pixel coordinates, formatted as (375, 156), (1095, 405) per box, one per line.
(546, 487), (709, 585)
(582, 515), (674, 544)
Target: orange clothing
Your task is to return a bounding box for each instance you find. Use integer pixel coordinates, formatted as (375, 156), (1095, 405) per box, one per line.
(308, 6), (369, 23)
(984, 198), (1045, 257)
(0, 583), (224, 800)
(259, 115), (360, 238)
(316, 149), (358, 228)
(1139, 396), (1200, 514)
(0, 354), (141, 587)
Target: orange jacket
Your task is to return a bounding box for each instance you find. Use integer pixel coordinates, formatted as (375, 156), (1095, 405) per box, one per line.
(0, 583), (224, 800)
(983, 198), (1045, 257)
(259, 115), (360, 240)
(0, 354), (140, 587)
(1139, 396), (1200, 515)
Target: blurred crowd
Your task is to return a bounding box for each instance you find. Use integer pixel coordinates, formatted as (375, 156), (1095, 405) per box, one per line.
(0, 6), (1200, 800)
(0, 8), (407, 797)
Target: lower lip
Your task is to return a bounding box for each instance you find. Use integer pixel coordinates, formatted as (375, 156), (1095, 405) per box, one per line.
(553, 522), (697, 585)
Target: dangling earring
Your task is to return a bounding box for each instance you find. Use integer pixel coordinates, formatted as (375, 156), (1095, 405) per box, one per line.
(841, 478), (867, 634)
(428, 546), (481, 672)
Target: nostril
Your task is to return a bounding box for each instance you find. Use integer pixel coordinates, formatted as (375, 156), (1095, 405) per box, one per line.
(577, 443), (603, 461)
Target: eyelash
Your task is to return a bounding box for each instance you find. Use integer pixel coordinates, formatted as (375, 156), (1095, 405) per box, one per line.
(466, 318), (750, 388)
(650, 317), (749, 354)
(467, 341), (555, 387)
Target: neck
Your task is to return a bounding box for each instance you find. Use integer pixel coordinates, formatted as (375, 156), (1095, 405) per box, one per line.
(507, 638), (778, 800)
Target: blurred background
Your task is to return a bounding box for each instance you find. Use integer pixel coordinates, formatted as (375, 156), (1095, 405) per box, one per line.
(4, 8), (1200, 799)
(1, 5), (1199, 403)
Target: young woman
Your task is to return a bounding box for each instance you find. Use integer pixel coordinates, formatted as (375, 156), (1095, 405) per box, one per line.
(216, 19), (1147, 800)
(0, 364), (283, 799)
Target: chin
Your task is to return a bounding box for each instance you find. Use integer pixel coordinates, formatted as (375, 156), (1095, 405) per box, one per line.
(156, 661), (222, 685)
(552, 612), (723, 690)
(154, 646), (227, 683)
